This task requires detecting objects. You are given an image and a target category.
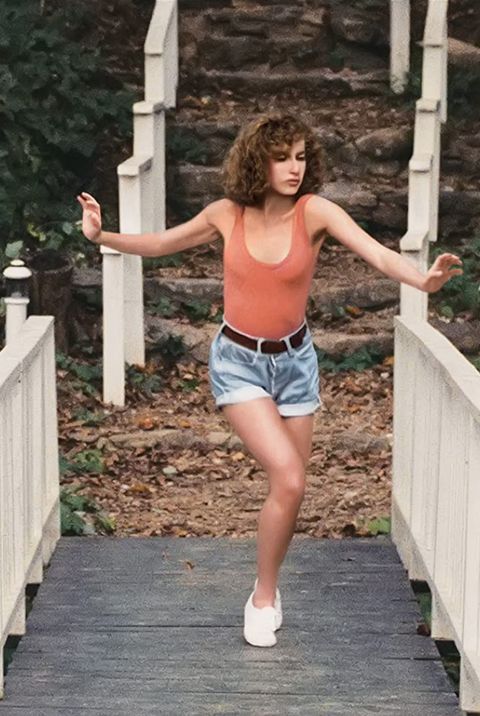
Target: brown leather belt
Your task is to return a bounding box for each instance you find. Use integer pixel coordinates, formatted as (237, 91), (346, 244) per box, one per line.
(221, 322), (307, 354)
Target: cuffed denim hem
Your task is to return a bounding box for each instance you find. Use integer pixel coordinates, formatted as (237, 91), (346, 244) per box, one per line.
(277, 399), (323, 417)
(214, 385), (270, 409)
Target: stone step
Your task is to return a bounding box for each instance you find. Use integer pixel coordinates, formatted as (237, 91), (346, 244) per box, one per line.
(311, 327), (394, 360)
(73, 268), (400, 316)
(180, 2), (389, 79)
(180, 0), (294, 8)
(181, 66), (390, 100)
(143, 314), (480, 365)
(166, 115), (404, 169)
(71, 267), (478, 363)
(143, 314), (397, 364)
(106, 424), (392, 454)
(166, 161), (480, 236)
(167, 163), (405, 230)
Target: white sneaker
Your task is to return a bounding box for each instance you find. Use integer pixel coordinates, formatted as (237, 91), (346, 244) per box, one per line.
(243, 591), (277, 647)
(254, 578), (283, 630)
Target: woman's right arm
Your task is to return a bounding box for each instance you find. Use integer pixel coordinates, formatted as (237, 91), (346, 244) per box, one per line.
(77, 192), (228, 257)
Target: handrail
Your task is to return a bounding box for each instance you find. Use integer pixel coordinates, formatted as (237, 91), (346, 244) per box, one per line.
(397, 0), (447, 319)
(102, 0), (178, 406)
(392, 315), (480, 710)
(0, 316), (60, 698)
(392, 4), (480, 708)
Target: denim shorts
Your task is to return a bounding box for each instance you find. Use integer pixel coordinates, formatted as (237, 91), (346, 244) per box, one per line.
(208, 317), (322, 417)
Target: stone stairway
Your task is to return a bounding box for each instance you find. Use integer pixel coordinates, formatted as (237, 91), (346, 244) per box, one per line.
(133, 0), (477, 366)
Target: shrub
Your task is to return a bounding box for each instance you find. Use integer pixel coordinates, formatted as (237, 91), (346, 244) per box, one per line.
(0, 0), (135, 266)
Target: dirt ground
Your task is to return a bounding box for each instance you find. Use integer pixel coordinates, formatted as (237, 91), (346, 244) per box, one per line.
(58, 344), (394, 540)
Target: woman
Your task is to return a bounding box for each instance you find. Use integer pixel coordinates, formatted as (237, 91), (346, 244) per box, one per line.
(77, 111), (462, 648)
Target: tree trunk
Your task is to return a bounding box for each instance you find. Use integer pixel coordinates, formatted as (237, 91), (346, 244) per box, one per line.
(27, 249), (74, 354)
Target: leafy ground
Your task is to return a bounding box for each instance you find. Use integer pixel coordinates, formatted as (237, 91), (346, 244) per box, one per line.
(58, 331), (393, 540)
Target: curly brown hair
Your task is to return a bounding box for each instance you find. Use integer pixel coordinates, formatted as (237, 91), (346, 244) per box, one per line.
(220, 111), (326, 207)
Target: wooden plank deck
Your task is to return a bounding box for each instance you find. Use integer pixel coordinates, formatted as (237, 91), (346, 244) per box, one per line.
(0, 536), (464, 715)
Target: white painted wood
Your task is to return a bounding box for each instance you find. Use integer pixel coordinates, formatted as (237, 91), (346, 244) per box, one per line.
(413, 99), (441, 243)
(390, 0), (410, 94)
(145, 0), (178, 107)
(398, 0), (448, 321)
(441, 18), (448, 123)
(101, 250), (125, 407)
(103, 1), (177, 405)
(0, 316), (60, 698)
(392, 315), (480, 707)
(400, 156), (430, 319)
(4, 298), (28, 345)
(118, 161), (145, 370)
(134, 102), (166, 233)
(461, 652), (480, 711)
(423, 0), (448, 122)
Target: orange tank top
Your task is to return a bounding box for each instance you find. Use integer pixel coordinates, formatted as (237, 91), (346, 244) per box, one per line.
(223, 193), (317, 340)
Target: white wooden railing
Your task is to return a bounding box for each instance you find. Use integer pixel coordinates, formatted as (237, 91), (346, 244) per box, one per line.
(0, 316), (61, 699)
(398, 0), (447, 321)
(391, 317), (480, 711)
(102, 0), (178, 406)
(391, 0), (480, 709)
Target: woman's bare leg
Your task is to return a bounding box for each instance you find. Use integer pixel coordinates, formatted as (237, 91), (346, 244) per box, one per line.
(221, 398), (314, 608)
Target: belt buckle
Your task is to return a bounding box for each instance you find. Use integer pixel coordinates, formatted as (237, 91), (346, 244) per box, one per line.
(260, 338), (286, 354)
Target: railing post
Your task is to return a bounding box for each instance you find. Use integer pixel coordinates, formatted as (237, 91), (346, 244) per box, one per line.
(390, 0), (410, 94)
(133, 101), (167, 234)
(2, 260), (32, 346)
(101, 246), (125, 407)
(102, 1), (178, 406)
(400, 156), (431, 321)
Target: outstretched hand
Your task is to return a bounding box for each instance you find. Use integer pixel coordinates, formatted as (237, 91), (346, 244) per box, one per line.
(422, 253), (463, 293)
(76, 192), (102, 243)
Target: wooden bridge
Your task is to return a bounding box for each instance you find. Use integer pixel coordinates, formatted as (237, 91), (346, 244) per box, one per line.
(1, 0), (479, 713)
(0, 536), (465, 715)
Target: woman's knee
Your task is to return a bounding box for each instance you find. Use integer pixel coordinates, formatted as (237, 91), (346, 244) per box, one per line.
(267, 458), (306, 502)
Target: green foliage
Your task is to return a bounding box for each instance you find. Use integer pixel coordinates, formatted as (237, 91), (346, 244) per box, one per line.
(65, 448), (105, 475)
(125, 363), (163, 397)
(432, 236), (480, 318)
(60, 484), (116, 536)
(152, 334), (188, 368)
(448, 66), (480, 118)
(56, 352), (102, 397)
(0, 0), (135, 266)
(143, 253), (184, 269)
(146, 296), (224, 324)
(147, 296), (177, 318)
(365, 516), (391, 536)
(180, 377), (200, 392)
(182, 299), (212, 323)
(315, 344), (386, 372)
(72, 408), (106, 426)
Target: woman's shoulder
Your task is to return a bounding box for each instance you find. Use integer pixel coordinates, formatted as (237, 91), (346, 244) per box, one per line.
(302, 193), (332, 243)
(206, 197), (239, 217)
(204, 198), (240, 241)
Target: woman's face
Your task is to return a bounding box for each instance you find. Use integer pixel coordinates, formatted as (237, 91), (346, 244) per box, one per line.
(266, 138), (306, 196)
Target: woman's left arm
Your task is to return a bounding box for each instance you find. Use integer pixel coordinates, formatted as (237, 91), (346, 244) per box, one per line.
(309, 196), (463, 293)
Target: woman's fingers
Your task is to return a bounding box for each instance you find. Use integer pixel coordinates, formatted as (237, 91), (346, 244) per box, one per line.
(77, 196), (101, 220)
(80, 191), (98, 203)
(77, 193), (100, 209)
